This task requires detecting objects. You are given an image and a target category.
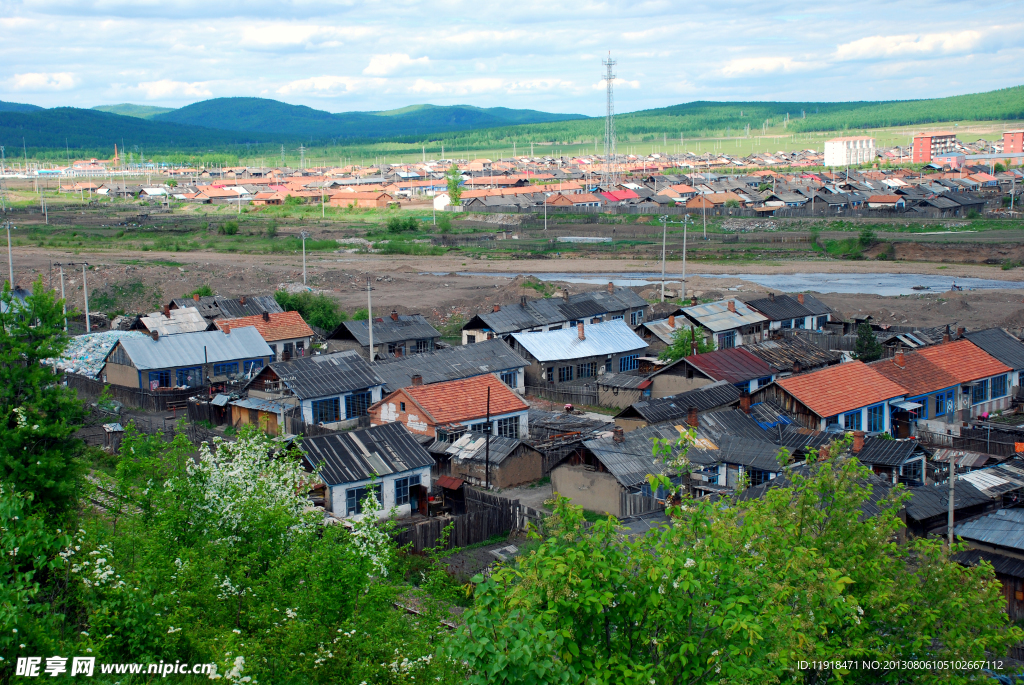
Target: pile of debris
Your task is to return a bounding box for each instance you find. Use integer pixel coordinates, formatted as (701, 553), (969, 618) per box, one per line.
(46, 331), (149, 378)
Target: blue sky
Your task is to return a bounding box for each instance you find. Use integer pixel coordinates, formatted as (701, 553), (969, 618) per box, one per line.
(2, 0), (1022, 115)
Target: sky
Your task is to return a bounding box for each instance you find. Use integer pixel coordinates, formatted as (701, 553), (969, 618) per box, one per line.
(2, 0), (1023, 116)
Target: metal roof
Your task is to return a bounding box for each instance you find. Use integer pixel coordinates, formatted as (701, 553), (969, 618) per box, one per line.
(112, 327), (272, 371)
(952, 549), (1024, 579)
(614, 380), (740, 424)
(525, 408), (613, 442)
(681, 347), (773, 384)
(744, 294), (813, 322)
(699, 409), (773, 442)
(465, 287), (648, 335)
(965, 328), (1024, 370)
(300, 422), (435, 486)
(139, 308), (212, 335)
(428, 431), (521, 465)
(954, 508), (1024, 552)
(745, 337), (841, 373)
(930, 448), (995, 469)
(960, 463), (1024, 498)
(739, 465), (894, 519)
(854, 438), (921, 467)
(271, 350), (384, 400)
(333, 315), (441, 346)
(680, 299), (768, 333)
(229, 396), (289, 413)
(371, 338), (528, 391)
(510, 319), (648, 363)
(714, 435), (787, 471)
(216, 296), (284, 319)
(905, 480), (990, 522)
(639, 317), (686, 345)
(584, 424), (718, 489)
(596, 372), (651, 390)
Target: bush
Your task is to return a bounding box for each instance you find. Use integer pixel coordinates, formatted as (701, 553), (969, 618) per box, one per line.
(724, 199), (740, 208)
(218, 220), (239, 235)
(186, 284), (214, 298)
(435, 213), (453, 234)
(266, 222), (278, 238)
(386, 215), (420, 233)
(284, 194), (303, 206)
(273, 289), (346, 331)
(967, 209), (981, 220)
(858, 226), (875, 247)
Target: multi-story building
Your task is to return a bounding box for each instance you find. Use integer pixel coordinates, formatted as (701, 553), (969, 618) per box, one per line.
(912, 132), (957, 163)
(1004, 130), (1024, 155)
(824, 136), (876, 168)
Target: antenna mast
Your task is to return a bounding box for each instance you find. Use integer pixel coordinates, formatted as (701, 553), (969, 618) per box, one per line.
(602, 53), (617, 186)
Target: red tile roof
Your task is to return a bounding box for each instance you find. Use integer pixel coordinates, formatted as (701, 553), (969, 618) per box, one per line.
(401, 373), (528, 424)
(214, 310), (314, 342)
(775, 361), (906, 418)
(915, 339), (1011, 383)
(868, 352), (960, 397)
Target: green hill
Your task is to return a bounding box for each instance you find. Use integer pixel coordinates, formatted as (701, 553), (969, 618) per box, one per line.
(0, 100), (44, 113)
(92, 104), (176, 119)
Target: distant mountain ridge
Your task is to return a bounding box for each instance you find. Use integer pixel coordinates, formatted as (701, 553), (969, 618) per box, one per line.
(92, 104), (175, 119)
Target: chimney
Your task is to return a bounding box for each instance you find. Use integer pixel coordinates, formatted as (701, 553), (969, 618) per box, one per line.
(492, 304), (500, 313)
(577, 322), (585, 340)
(162, 304), (171, 318)
(690, 296), (698, 306)
(262, 311), (270, 322)
(612, 427), (624, 443)
(193, 293), (200, 302)
(562, 288), (570, 302)
(957, 327), (965, 338)
(894, 351), (904, 366)
(687, 406), (699, 428)
(852, 431), (865, 453)
(797, 293), (805, 305)
(769, 292), (775, 301)
(727, 300), (736, 313)
(793, 360), (801, 374)
(942, 332), (951, 343)
(391, 309), (400, 321)
(240, 296), (246, 306)
(739, 390), (751, 415)
(223, 326), (229, 334)
(150, 330), (159, 341)
(520, 295), (527, 308)
(411, 374), (423, 386)
(607, 281), (614, 294)
(668, 314), (675, 328)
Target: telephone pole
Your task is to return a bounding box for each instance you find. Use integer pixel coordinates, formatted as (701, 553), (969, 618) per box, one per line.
(602, 53), (617, 186)
(366, 275), (375, 361)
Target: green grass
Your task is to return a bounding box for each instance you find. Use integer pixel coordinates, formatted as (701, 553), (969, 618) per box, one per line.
(373, 240), (446, 256)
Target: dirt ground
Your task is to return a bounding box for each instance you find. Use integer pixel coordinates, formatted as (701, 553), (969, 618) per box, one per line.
(9, 245), (1024, 334)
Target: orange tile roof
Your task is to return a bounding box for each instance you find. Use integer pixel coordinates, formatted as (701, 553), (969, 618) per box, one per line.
(915, 339), (1011, 384)
(214, 311), (314, 342)
(775, 361), (906, 418)
(399, 373), (528, 424)
(868, 352), (960, 397)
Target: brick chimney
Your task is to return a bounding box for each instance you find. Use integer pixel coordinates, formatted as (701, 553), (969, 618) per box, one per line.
(162, 304), (171, 318)
(739, 391), (751, 414)
(852, 431), (864, 453)
(411, 374), (423, 386)
(668, 314), (675, 328)
(577, 322), (585, 340)
(687, 406), (699, 428)
(793, 360), (801, 374)
(690, 296), (698, 306)
(769, 292), (775, 301)
(894, 351), (904, 366)
(957, 327), (965, 338)
(150, 330), (159, 341)
(193, 293), (200, 302)
(797, 293), (805, 305)
(391, 309), (400, 321)
(942, 331), (951, 343)
(727, 300), (736, 313)
(240, 296), (246, 306)
(607, 281), (614, 294)
(520, 295), (527, 308)
(262, 311), (270, 322)
(563, 288), (570, 302)
(612, 427), (624, 443)
(492, 304), (500, 313)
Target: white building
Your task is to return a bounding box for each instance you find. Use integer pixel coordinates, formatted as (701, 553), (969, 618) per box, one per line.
(824, 136), (876, 168)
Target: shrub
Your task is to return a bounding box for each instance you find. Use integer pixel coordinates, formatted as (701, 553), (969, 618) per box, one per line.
(266, 222), (278, 238)
(186, 284), (214, 298)
(284, 194), (303, 206)
(273, 289), (346, 331)
(386, 215), (420, 233)
(218, 220), (239, 235)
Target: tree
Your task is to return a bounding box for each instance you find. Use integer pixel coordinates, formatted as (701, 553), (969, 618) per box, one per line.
(858, 226), (876, 247)
(0, 280), (85, 521)
(445, 164), (463, 207)
(658, 325), (714, 362)
(274, 289), (346, 331)
(854, 321), (883, 362)
(724, 198), (740, 208)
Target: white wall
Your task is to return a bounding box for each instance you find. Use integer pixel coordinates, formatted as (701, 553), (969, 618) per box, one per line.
(328, 465), (432, 519)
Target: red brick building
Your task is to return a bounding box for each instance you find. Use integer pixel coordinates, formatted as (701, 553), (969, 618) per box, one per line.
(912, 132), (957, 163)
(1004, 130), (1024, 155)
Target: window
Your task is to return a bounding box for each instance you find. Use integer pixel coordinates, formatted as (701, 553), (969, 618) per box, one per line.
(630, 310), (644, 326)
(992, 374), (1008, 399)
(175, 367), (202, 387)
(934, 391), (949, 417)
(346, 483), (382, 516)
(781, 319), (793, 329)
(577, 362), (596, 379)
(268, 343), (277, 357)
(437, 427), (466, 443)
(612, 315), (624, 321)
(500, 369), (518, 387)
(415, 339), (430, 354)
(591, 317), (602, 324)
(972, 379), (989, 405)
(558, 366), (574, 383)
(748, 469), (773, 487)
(466, 422), (489, 434)
(1019, 371), (1024, 389)
(605, 358), (612, 373)
(243, 359), (264, 373)
(718, 331), (736, 350)
(466, 335), (476, 344)
(400, 401), (406, 412)
(546, 367), (555, 382)
(283, 342), (294, 359)
(395, 474), (421, 507)
(496, 416), (519, 439)
(816, 316), (828, 329)
(312, 397), (341, 424)
(796, 318), (806, 329)
(213, 362), (238, 377)
(826, 415), (839, 428)
(867, 404), (886, 433)
(756, 376), (772, 389)
(619, 354), (639, 372)
(388, 342), (404, 357)
(345, 391), (373, 419)
(843, 410), (862, 431)
(148, 370), (171, 389)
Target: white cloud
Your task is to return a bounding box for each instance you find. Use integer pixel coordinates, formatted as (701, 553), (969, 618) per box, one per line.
(9, 72), (76, 91)
(241, 23), (320, 46)
(362, 54), (430, 76)
(591, 77), (640, 90)
(276, 75), (380, 96)
(718, 57), (814, 78)
(835, 31), (983, 61)
(136, 79), (212, 99)
(409, 77), (504, 95)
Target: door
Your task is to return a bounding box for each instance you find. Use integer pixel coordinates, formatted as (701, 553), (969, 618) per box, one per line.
(413, 485), (428, 516)
(892, 410), (910, 439)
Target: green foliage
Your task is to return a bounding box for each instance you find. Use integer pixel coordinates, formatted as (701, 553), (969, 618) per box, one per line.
(854, 322), (883, 362)
(0, 280), (85, 521)
(265, 222), (278, 238)
(274, 289), (346, 331)
(994, 163), (1007, 173)
(967, 209), (982, 219)
(824, 237), (863, 258)
(374, 240), (446, 256)
(386, 215), (421, 232)
(1002, 260), (1021, 270)
(284, 194), (303, 206)
(218, 220), (239, 235)
(724, 198), (740, 208)
(858, 226), (876, 246)
(352, 308), (369, 320)
(435, 213), (453, 234)
(658, 325), (715, 362)
(186, 284), (214, 298)
(445, 164), (463, 206)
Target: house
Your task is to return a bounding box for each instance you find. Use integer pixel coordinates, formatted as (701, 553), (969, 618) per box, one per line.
(866, 195), (906, 210)
(370, 373), (530, 441)
(677, 298), (769, 349)
(743, 337), (842, 376)
(428, 432), (542, 488)
(248, 350), (385, 428)
(596, 373), (652, 409)
(169, 295), (284, 322)
(300, 422), (434, 519)
(134, 306), (212, 336)
(328, 191), (394, 209)
(100, 328), (273, 389)
(849, 431), (928, 484)
(328, 311), (441, 360)
(613, 380), (742, 432)
(644, 347), (775, 400)
(952, 508), (1024, 621)
(461, 283), (650, 344)
(228, 396), (291, 436)
(904, 479), (992, 537)
(635, 313), (688, 353)
(914, 339), (1013, 420)
(214, 311), (315, 361)
(371, 338), (528, 393)
(751, 361), (906, 433)
(964, 328), (1024, 393)
(868, 350), (962, 437)
(508, 319), (649, 389)
(744, 292), (834, 331)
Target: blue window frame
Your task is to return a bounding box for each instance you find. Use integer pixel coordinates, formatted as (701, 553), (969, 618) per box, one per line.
(718, 331), (736, 349)
(619, 354), (639, 372)
(630, 310), (644, 326)
(816, 316), (828, 329)
(346, 483), (382, 516)
(1019, 371), (1024, 389)
(175, 367), (203, 387)
(992, 375), (1008, 399)
(395, 474), (421, 507)
(971, 379), (989, 405)
(756, 376), (772, 389)
(826, 415), (839, 428)
(500, 369), (518, 387)
(934, 391), (949, 417)
(148, 370), (171, 389)
(781, 319), (793, 329)
(345, 391), (372, 419)
(843, 410), (862, 431)
(312, 397), (341, 424)
(867, 404), (886, 433)
(213, 362), (238, 376)
(558, 366), (574, 383)
(243, 359), (264, 373)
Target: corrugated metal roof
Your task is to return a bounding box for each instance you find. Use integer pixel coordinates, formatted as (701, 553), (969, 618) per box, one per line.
(596, 372), (651, 390)
(229, 397), (289, 413)
(684, 347), (773, 384)
(466, 287), (648, 335)
(371, 338), (528, 390)
(584, 424), (718, 489)
(952, 549), (1024, 579)
(954, 508), (1024, 552)
(680, 299), (768, 333)
(854, 438), (921, 467)
(715, 434), (786, 471)
(614, 380), (740, 424)
(525, 408), (613, 442)
(699, 409), (772, 442)
(745, 294), (812, 322)
(300, 422), (435, 485)
(272, 350), (384, 400)
(905, 480), (990, 522)
(745, 337), (841, 373)
(639, 317), (686, 345)
(333, 315), (440, 346)
(510, 319), (647, 362)
(139, 308), (211, 335)
(931, 449), (994, 469)
(113, 327), (272, 371)
(740, 465), (893, 519)
(428, 432), (521, 465)
(216, 296), (284, 319)
(965, 328), (1024, 370)
(960, 463), (1024, 498)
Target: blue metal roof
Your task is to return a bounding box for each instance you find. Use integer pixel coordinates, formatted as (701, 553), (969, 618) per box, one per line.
(113, 327), (272, 370)
(510, 319), (648, 362)
(955, 508), (1024, 552)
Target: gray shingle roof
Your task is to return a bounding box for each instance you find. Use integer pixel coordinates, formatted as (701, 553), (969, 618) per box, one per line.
(271, 350), (384, 400)
(371, 338), (527, 391)
(216, 296), (284, 319)
(511, 319), (648, 363)
(614, 380), (740, 424)
(953, 549), (1024, 579)
(465, 287), (648, 335)
(427, 432), (521, 465)
(300, 422), (435, 485)
(332, 315), (440, 346)
(112, 327), (272, 370)
(745, 337), (841, 373)
(714, 434), (787, 471)
(854, 438), (921, 467)
(744, 294), (812, 322)
(954, 508), (1024, 552)
(584, 424), (718, 489)
(905, 480), (990, 522)
(965, 328), (1024, 370)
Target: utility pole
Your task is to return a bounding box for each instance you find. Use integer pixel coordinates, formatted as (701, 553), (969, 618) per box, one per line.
(659, 215), (668, 302)
(300, 231), (309, 285)
(681, 215), (688, 300)
(5, 220), (15, 287)
(82, 263), (90, 333)
(602, 53), (617, 186)
(544, 197), (548, 231)
(485, 386), (491, 489)
(366, 275), (375, 361)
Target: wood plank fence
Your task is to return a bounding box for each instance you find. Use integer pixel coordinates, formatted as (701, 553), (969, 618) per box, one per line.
(65, 373), (200, 412)
(393, 488), (520, 552)
(620, 492), (666, 518)
(526, 385), (599, 408)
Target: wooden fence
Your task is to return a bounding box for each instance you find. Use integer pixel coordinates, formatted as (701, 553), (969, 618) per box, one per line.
(620, 492), (666, 518)
(958, 427), (1020, 457)
(526, 384), (599, 408)
(393, 488), (520, 552)
(65, 373), (200, 412)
